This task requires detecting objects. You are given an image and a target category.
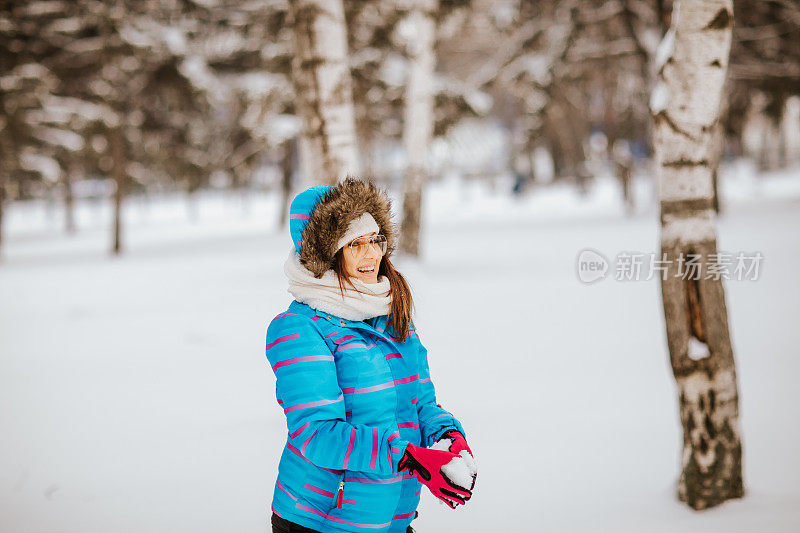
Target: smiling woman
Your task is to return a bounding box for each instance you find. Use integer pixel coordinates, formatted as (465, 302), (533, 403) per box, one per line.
(339, 232), (388, 285)
(266, 177), (477, 533)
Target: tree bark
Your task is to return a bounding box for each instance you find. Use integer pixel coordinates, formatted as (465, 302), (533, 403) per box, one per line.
(710, 121), (724, 214)
(111, 127), (126, 255)
(399, 0), (437, 257)
(63, 168), (76, 234)
(279, 138), (296, 228)
(288, 0), (360, 187)
(652, 0), (743, 510)
(0, 174), (4, 252)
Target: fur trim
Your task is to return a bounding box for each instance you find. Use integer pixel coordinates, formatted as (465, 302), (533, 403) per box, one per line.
(300, 176), (396, 277)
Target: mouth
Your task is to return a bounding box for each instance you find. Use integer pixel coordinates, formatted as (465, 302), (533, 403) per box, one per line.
(356, 265), (376, 274)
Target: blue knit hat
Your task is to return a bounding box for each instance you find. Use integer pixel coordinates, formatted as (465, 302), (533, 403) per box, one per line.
(288, 186), (334, 254)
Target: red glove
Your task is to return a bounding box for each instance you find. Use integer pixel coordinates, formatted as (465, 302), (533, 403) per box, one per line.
(437, 429), (477, 492)
(441, 429), (472, 457)
(398, 443), (472, 509)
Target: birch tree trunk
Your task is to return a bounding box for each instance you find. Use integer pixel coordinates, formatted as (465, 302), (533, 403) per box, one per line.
(289, 0), (360, 188)
(651, 0), (744, 510)
(399, 0), (437, 256)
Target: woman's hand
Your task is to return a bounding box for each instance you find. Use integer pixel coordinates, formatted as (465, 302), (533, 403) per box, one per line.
(398, 443), (472, 509)
(439, 430), (472, 457)
(432, 430), (477, 493)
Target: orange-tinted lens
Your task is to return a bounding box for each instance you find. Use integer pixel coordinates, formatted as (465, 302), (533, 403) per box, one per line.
(349, 235), (387, 258)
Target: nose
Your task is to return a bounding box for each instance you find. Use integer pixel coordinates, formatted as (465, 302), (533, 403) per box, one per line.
(364, 242), (381, 260)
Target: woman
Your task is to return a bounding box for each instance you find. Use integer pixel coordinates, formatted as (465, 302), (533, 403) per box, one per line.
(265, 178), (476, 533)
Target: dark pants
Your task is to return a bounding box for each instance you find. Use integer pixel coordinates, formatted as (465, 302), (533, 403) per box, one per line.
(271, 513), (416, 532)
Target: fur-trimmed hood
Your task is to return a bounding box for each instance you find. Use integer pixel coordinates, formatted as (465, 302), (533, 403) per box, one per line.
(288, 177), (396, 278)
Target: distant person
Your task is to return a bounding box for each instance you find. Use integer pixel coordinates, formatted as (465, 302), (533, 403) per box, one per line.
(265, 177), (476, 533)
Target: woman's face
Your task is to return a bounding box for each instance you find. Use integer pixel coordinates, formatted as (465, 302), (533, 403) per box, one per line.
(342, 232), (382, 284)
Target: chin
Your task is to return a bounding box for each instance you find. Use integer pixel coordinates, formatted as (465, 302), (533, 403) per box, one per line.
(355, 274), (379, 284)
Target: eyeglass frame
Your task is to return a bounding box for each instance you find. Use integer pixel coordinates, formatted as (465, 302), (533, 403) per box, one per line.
(345, 233), (388, 260)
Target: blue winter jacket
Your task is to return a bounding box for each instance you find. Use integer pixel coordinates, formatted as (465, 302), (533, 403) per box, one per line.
(265, 300), (464, 532)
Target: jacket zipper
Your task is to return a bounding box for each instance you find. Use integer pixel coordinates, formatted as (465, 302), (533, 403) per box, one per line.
(336, 480), (344, 509)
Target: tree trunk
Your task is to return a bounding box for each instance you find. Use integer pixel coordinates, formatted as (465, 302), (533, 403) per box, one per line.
(288, 0), (360, 187)
(710, 121), (724, 214)
(279, 138), (296, 228)
(399, 0), (437, 257)
(782, 97), (800, 166)
(652, 0), (743, 510)
(758, 121), (781, 171)
(543, 98), (588, 184)
(711, 88), (731, 214)
(64, 168), (76, 234)
(111, 127), (126, 255)
(613, 152), (633, 214)
(0, 175), (4, 252)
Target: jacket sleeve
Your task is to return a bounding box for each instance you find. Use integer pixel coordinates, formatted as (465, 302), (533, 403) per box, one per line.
(266, 313), (409, 474)
(412, 327), (466, 447)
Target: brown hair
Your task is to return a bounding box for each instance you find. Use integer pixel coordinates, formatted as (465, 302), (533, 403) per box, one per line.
(333, 251), (414, 341)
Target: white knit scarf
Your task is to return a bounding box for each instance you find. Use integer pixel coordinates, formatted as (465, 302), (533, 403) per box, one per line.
(284, 250), (392, 321)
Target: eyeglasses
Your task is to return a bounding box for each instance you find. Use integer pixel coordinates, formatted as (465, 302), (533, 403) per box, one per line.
(346, 234), (388, 259)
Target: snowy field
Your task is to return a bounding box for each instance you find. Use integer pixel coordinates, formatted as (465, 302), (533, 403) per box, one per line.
(2, 166), (800, 532)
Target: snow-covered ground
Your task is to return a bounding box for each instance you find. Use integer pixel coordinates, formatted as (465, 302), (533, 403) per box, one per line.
(1, 165), (799, 532)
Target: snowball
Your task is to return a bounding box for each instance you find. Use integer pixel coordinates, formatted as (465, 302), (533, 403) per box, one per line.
(430, 437), (478, 491)
(429, 438), (451, 452)
(459, 450), (478, 477)
(441, 455), (473, 490)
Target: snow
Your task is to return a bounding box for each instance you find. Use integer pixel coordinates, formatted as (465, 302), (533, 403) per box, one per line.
(508, 54), (553, 86)
(162, 27), (187, 56)
(687, 337), (710, 361)
(22, 1), (68, 17)
(64, 37), (105, 55)
(430, 437), (478, 493)
(118, 23), (156, 49)
(189, 0), (219, 8)
(661, 212), (718, 246)
(463, 89), (493, 116)
(32, 126), (85, 152)
(178, 56), (227, 105)
(679, 369), (737, 408)
(458, 450), (477, 480)
(640, 27), (662, 57)
(236, 72), (288, 97)
(395, 15), (420, 45)
(650, 82), (669, 114)
(19, 151), (60, 183)
(248, 113), (301, 147)
(0, 63), (56, 92)
(1, 164), (800, 532)
(379, 53), (408, 88)
(202, 30), (247, 61)
(46, 17), (86, 35)
(654, 28), (676, 73)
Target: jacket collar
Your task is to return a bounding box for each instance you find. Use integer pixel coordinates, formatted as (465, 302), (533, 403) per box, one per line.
(290, 300), (394, 341)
